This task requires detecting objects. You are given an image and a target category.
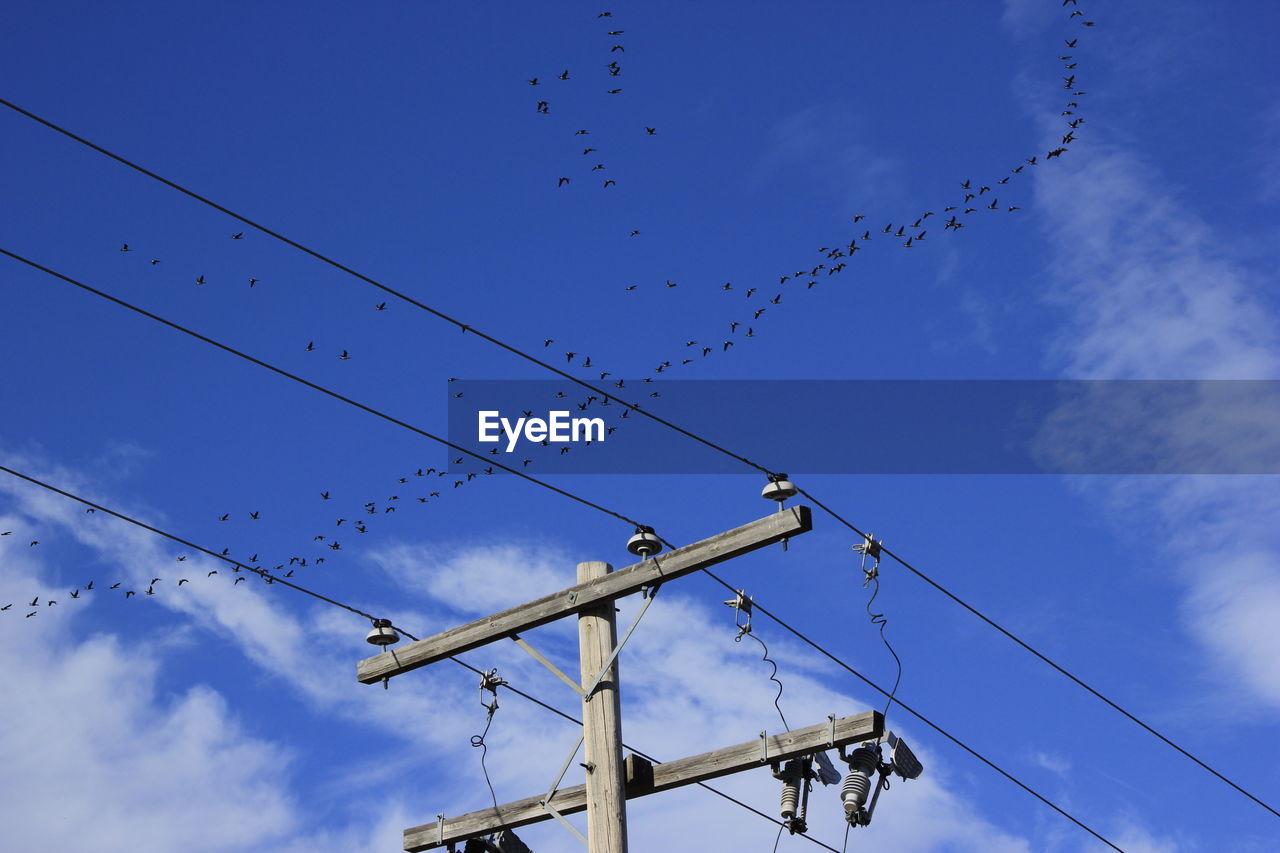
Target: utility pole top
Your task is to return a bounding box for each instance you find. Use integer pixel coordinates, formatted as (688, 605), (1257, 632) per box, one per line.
(357, 506), (811, 684)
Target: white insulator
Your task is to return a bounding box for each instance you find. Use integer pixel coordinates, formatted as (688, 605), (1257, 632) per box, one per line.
(840, 745), (879, 816)
(780, 777), (800, 820)
(365, 618), (400, 647)
(761, 475), (798, 503)
(626, 528), (662, 557)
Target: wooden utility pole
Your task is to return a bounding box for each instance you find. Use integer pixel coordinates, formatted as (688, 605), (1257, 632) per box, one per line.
(355, 506), (894, 853)
(576, 561), (628, 853)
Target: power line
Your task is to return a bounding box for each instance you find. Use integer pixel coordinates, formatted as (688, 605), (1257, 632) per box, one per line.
(795, 486), (1280, 823)
(0, 248), (655, 538)
(0, 462), (391, 626)
(0, 461), (838, 851)
(4, 97), (1273, 821)
(696, 567), (1126, 853)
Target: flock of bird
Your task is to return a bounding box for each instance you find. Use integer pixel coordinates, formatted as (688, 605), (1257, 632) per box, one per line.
(598, 1), (1096, 382)
(3, 2), (1098, 616)
(530, 10), (655, 198)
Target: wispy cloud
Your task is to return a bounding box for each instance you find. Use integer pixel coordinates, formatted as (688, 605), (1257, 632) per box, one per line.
(1019, 63), (1280, 716)
(753, 103), (909, 215)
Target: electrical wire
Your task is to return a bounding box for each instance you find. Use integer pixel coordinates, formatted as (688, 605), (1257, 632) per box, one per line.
(740, 629), (790, 733)
(470, 669), (506, 814)
(698, 566), (1125, 853)
(0, 462), (394, 626)
(795, 486), (1280, 822)
(1, 98), (1269, 822)
(855, 539), (903, 724)
(863, 573), (903, 724)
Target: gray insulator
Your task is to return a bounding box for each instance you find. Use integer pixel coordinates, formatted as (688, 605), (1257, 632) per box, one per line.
(840, 745), (879, 816)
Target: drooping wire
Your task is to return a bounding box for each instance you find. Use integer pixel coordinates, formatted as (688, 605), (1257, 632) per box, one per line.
(725, 590), (789, 731)
(853, 534), (903, 724)
(745, 630), (790, 733)
(470, 668), (507, 813)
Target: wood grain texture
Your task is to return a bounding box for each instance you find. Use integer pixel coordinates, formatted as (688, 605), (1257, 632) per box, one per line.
(577, 561), (628, 853)
(358, 506), (811, 684)
(404, 709), (881, 851)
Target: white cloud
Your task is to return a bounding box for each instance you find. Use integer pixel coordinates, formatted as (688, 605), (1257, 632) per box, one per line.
(1020, 60), (1280, 717)
(0, 602), (296, 852)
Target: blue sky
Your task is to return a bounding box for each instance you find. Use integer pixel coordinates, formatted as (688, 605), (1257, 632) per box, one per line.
(2, 1), (1278, 851)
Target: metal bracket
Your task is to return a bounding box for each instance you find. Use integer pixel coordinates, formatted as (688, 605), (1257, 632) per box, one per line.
(436, 813), (445, 846)
(540, 801), (588, 846)
(759, 730), (769, 763)
(511, 635), (587, 697)
(542, 730), (586, 808)
(581, 584), (659, 701)
(511, 584), (660, 703)
(828, 713), (837, 748)
(537, 731), (590, 847)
